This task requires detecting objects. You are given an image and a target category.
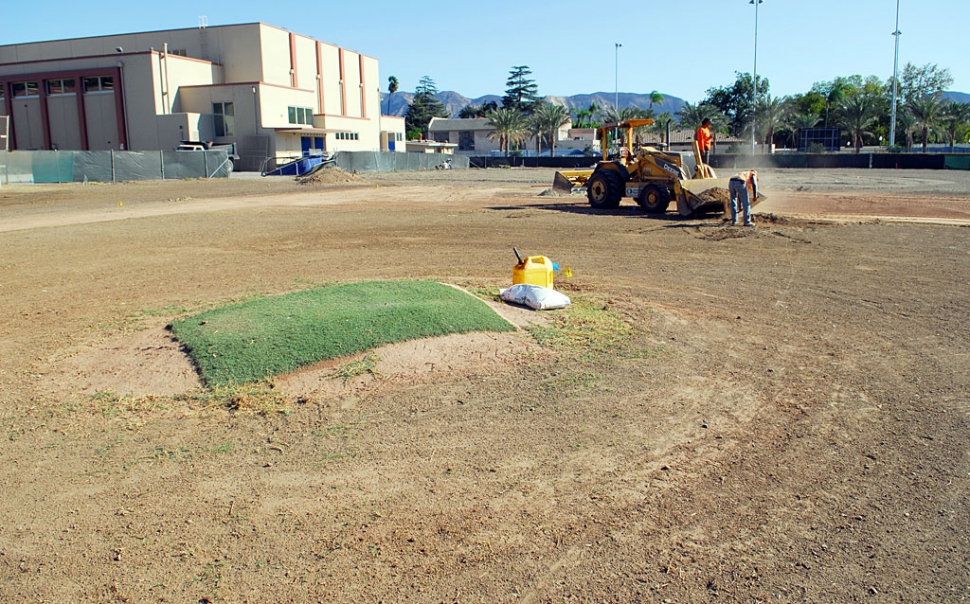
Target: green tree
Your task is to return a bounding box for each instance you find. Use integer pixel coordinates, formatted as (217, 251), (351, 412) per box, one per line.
(573, 107), (593, 128)
(502, 66), (540, 114)
(405, 76), (448, 139)
(649, 90), (664, 111)
(486, 107), (527, 156)
(839, 93), (879, 152)
(703, 72), (769, 138)
(941, 101), (970, 150)
(790, 92), (827, 117)
(812, 77), (853, 129)
(458, 101), (497, 119)
(386, 76), (399, 115)
(899, 63), (954, 104)
(906, 94), (945, 152)
(677, 101), (708, 131)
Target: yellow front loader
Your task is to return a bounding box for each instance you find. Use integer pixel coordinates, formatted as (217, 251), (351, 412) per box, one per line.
(552, 119), (737, 217)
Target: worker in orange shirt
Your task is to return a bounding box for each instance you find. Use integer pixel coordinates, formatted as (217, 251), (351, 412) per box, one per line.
(695, 117), (714, 165)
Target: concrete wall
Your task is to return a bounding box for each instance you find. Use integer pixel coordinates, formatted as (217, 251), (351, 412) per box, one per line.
(0, 24), (262, 82)
(164, 55), (222, 114)
(318, 43), (341, 116)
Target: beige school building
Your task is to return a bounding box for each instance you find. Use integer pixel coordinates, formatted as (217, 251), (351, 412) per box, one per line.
(0, 23), (405, 170)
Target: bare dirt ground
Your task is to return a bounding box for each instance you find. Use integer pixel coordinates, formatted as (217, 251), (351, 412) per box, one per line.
(1, 167), (969, 602)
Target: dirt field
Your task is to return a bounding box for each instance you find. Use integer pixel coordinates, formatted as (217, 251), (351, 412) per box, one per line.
(1, 167), (969, 602)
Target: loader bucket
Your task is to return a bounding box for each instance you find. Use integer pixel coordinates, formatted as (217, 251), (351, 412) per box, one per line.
(552, 168), (594, 194)
(676, 177), (732, 217)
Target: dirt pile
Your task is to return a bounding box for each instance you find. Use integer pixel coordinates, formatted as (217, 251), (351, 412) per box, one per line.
(696, 187), (730, 203)
(298, 167), (367, 185)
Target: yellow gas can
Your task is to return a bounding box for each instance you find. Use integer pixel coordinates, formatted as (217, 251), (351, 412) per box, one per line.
(512, 256), (555, 288)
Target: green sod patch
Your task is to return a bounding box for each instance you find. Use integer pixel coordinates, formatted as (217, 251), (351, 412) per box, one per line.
(169, 281), (515, 387)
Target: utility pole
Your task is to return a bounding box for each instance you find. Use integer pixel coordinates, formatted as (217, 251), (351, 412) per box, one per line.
(750, 0), (763, 155)
(614, 43), (622, 111)
(889, 0), (902, 147)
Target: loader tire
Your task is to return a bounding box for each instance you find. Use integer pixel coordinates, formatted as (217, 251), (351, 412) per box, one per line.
(636, 184), (670, 214)
(586, 171), (623, 209)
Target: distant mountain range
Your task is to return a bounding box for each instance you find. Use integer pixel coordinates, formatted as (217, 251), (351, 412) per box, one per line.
(381, 89), (970, 119)
(943, 91), (970, 104)
(380, 91), (687, 119)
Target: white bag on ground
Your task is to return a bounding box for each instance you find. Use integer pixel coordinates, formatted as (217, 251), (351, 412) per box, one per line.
(500, 284), (571, 310)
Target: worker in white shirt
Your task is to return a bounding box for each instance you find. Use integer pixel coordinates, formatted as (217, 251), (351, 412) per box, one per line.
(728, 170), (758, 226)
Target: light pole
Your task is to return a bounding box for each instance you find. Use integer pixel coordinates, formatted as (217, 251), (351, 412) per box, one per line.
(889, 0), (902, 147)
(614, 43), (622, 111)
(750, 0), (762, 155)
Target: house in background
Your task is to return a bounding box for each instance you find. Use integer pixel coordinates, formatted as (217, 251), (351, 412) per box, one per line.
(427, 117), (594, 156)
(0, 23), (405, 170)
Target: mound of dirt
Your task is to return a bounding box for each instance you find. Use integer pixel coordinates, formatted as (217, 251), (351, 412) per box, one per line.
(696, 187), (730, 203)
(298, 167), (367, 185)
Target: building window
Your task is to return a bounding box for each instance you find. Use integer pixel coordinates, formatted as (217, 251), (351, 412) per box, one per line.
(395, 133), (403, 142)
(83, 76), (114, 93)
(432, 132), (449, 143)
(213, 102), (235, 137)
(459, 131), (475, 151)
(12, 82), (40, 98)
(47, 79), (77, 96)
(169, 48), (187, 57)
(335, 132), (359, 141)
(287, 106), (313, 125)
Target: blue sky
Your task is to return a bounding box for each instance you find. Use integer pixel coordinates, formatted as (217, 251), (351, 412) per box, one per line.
(3, 1), (966, 101)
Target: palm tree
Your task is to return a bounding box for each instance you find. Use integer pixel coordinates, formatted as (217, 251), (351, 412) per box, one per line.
(906, 94), (944, 152)
(756, 95), (789, 147)
(574, 108), (592, 128)
(599, 104), (647, 149)
(600, 104), (646, 125)
(707, 110), (730, 149)
(822, 77), (850, 129)
(941, 101), (970, 151)
(786, 112), (820, 148)
(536, 103), (572, 157)
(677, 101), (707, 131)
(649, 90), (664, 112)
(486, 108), (526, 156)
(526, 105), (546, 156)
(648, 112), (674, 146)
(386, 76), (399, 115)
(839, 93), (879, 153)
(895, 109), (918, 151)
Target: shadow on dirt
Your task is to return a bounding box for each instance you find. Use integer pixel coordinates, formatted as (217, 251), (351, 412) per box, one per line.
(488, 202), (704, 222)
